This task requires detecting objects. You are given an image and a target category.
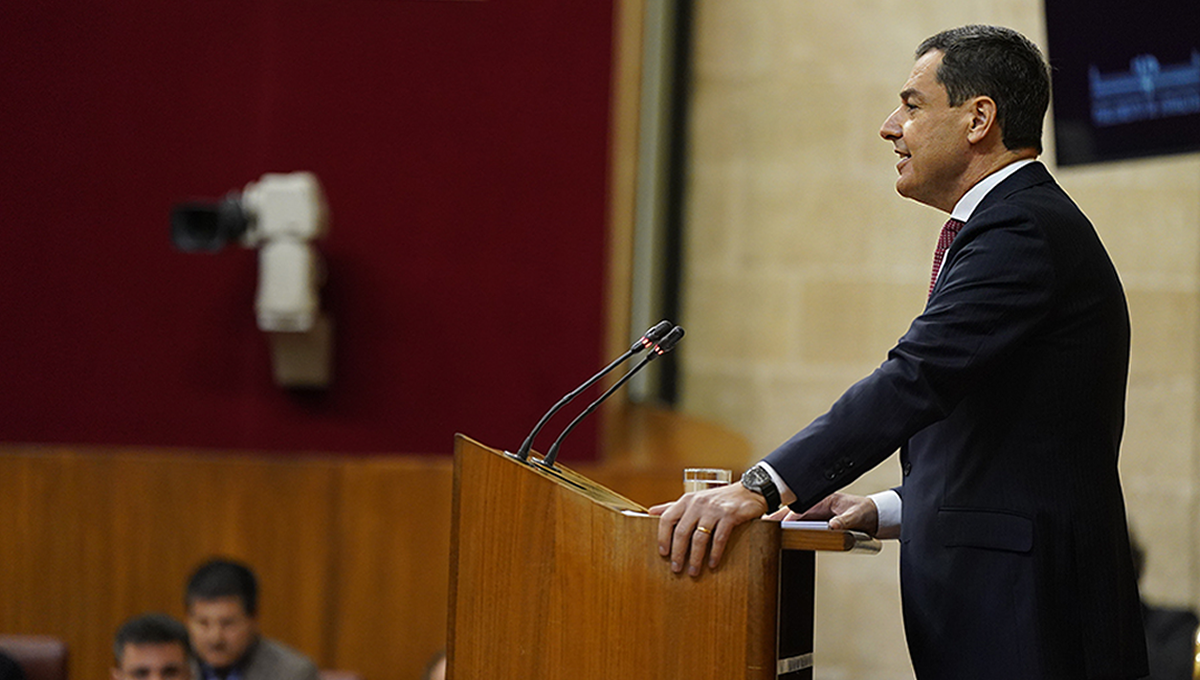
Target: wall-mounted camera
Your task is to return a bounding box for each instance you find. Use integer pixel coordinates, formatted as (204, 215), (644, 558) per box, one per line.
(172, 172), (333, 388)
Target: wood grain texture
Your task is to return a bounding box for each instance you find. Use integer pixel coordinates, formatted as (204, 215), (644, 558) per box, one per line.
(449, 435), (780, 679)
(330, 457), (454, 680)
(780, 529), (882, 554)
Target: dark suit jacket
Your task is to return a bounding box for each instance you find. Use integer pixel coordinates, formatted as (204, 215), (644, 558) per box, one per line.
(0, 652), (24, 680)
(1142, 605), (1199, 680)
(765, 162), (1148, 680)
(242, 639), (319, 680)
(195, 638), (320, 680)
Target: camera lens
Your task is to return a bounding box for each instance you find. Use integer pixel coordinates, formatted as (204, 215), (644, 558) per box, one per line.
(170, 193), (249, 252)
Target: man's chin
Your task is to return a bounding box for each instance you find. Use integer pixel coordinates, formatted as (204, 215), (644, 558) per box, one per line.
(201, 655), (234, 669)
(895, 177), (926, 203)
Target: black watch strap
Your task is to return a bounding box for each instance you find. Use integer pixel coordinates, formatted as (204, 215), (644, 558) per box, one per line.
(741, 464), (782, 513)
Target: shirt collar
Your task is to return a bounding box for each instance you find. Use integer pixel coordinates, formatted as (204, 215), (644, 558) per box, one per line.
(198, 639), (259, 680)
(949, 158), (1036, 223)
(201, 664), (241, 680)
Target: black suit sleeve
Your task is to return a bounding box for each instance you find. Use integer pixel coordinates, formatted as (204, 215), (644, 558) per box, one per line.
(765, 200), (1056, 511)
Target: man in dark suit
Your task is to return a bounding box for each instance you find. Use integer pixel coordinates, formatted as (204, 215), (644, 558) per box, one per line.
(651, 25), (1149, 680)
(185, 559), (319, 680)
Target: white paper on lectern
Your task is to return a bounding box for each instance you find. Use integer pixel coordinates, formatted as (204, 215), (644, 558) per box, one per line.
(780, 520), (831, 530)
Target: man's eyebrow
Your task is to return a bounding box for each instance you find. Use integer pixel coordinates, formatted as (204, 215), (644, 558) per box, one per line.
(900, 88), (922, 102)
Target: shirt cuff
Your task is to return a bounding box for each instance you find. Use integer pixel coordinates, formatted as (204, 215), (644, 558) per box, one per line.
(868, 489), (902, 539)
(756, 461), (797, 506)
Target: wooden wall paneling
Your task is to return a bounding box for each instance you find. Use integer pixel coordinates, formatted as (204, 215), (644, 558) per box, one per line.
(330, 457), (454, 680)
(76, 452), (129, 678)
(104, 452), (211, 629)
(0, 451), (82, 638)
(0, 449), (126, 680)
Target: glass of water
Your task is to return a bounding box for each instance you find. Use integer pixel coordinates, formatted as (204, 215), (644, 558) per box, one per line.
(683, 467), (733, 494)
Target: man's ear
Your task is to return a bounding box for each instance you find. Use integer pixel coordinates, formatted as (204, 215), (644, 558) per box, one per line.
(112, 667), (123, 680)
(966, 96), (998, 144)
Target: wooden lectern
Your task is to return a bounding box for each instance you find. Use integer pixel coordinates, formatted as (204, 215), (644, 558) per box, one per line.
(447, 434), (879, 679)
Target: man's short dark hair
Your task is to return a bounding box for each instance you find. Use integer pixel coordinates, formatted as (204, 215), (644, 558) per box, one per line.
(185, 558), (258, 617)
(113, 613), (190, 665)
(916, 25), (1051, 153)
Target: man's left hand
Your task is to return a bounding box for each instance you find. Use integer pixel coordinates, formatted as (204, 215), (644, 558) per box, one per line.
(648, 484), (768, 576)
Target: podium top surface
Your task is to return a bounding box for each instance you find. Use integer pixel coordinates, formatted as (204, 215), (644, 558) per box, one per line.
(456, 433), (881, 554)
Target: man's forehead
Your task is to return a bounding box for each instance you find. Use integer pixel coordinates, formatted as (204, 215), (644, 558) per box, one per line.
(120, 642), (188, 667)
(188, 596), (249, 616)
(900, 52), (946, 100)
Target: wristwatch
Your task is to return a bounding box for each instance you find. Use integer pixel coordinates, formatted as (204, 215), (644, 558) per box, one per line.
(740, 464), (782, 514)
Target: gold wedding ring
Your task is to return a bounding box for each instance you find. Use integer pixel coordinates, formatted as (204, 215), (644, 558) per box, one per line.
(695, 525), (713, 535)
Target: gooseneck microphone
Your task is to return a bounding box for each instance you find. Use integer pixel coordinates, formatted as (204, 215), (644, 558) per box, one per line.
(513, 320), (673, 462)
(538, 325), (684, 468)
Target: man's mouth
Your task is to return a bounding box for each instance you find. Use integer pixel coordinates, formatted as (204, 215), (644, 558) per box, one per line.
(895, 151), (911, 171)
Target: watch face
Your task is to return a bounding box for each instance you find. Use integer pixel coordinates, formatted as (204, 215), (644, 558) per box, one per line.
(744, 466), (768, 490)
(743, 466), (780, 511)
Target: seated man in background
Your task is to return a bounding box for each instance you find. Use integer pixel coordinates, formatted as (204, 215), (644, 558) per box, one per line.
(1132, 536), (1200, 680)
(185, 559), (319, 680)
(420, 651), (445, 680)
(0, 651), (25, 680)
(111, 613), (192, 680)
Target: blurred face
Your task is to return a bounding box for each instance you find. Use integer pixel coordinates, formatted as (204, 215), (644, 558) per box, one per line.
(427, 656), (446, 680)
(879, 50), (974, 212)
(112, 643), (191, 680)
(187, 597), (258, 670)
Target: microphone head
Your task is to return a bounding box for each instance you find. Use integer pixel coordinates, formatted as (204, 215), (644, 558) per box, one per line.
(633, 319), (673, 351)
(646, 320), (673, 341)
(652, 326), (685, 355)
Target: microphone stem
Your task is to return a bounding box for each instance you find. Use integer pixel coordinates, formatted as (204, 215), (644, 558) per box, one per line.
(540, 353), (657, 468)
(515, 347), (635, 460)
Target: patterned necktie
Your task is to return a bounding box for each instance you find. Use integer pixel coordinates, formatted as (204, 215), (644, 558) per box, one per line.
(928, 218), (965, 299)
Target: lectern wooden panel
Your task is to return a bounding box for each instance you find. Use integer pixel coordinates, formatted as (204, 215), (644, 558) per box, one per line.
(447, 434), (877, 679)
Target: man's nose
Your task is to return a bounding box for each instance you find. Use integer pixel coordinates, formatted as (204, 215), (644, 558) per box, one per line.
(880, 107), (902, 141)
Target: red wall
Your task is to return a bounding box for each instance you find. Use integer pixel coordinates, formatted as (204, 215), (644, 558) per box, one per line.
(0, 0), (614, 458)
